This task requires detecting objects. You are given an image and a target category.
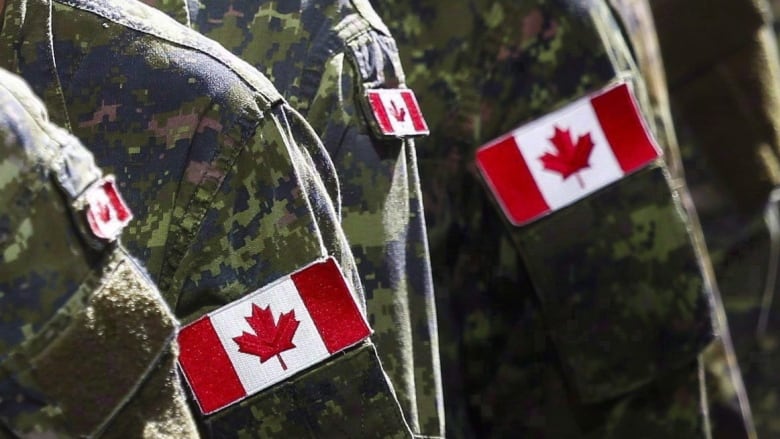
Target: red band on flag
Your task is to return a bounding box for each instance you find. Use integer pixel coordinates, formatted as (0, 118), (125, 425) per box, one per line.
(102, 180), (131, 222)
(292, 259), (371, 353)
(591, 84), (660, 173)
(177, 258), (371, 415)
(368, 92), (394, 134)
(178, 317), (246, 414)
(476, 135), (550, 226)
(401, 90), (429, 133)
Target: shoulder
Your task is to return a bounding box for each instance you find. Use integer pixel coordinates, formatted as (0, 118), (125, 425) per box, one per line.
(324, 0), (394, 53)
(0, 70), (60, 176)
(0, 69), (49, 141)
(0, 71), (46, 205)
(0, 68), (101, 200)
(0, 70), (103, 262)
(54, 0), (284, 111)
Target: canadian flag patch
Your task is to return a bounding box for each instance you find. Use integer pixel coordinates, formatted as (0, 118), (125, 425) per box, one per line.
(367, 89), (429, 136)
(475, 82), (662, 226)
(177, 257), (371, 415)
(84, 176), (133, 240)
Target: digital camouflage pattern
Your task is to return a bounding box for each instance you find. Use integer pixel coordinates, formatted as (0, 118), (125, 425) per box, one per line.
(205, 343), (412, 439)
(0, 0), (411, 436)
(374, 0), (748, 436)
(139, 0), (190, 25)
(649, 0), (780, 437)
(0, 67), (198, 438)
(184, 0), (443, 436)
(606, 3), (760, 438)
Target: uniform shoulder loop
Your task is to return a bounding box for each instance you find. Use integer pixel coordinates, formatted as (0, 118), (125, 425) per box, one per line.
(48, 125), (132, 247)
(47, 127), (103, 202)
(349, 0), (392, 37)
(332, 10), (427, 140)
(55, 0), (284, 109)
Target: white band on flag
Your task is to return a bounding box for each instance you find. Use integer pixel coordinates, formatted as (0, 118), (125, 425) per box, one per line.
(367, 89), (429, 136)
(476, 82), (662, 226)
(177, 257), (371, 415)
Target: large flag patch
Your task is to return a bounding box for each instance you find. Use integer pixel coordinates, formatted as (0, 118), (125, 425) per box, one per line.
(177, 258), (371, 415)
(475, 82), (661, 226)
(367, 89), (429, 136)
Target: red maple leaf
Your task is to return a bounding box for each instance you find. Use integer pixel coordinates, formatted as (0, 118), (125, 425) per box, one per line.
(390, 100), (407, 122)
(233, 304), (300, 370)
(539, 126), (596, 188)
(98, 203), (112, 222)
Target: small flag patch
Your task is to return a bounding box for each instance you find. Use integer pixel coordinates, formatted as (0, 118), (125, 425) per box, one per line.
(367, 89), (429, 136)
(85, 176), (132, 240)
(177, 257), (371, 415)
(475, 82), (662, 226)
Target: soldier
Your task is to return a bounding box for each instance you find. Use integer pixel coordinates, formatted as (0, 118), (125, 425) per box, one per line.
(0, 67), (198, 438)
(650, 0), (780, 436)
(374, 0), (753, 437)
(0, 0), (411, 436)
(175, 1), (444, 436)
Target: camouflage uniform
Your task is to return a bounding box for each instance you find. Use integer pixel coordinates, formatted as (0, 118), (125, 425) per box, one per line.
(0, 68), (198, 438)
(652, 0), (780, 215)
(375, 0), (752, 437)
(607, 2), (767, 437)
(0, 0), (411, 436)
(139, 0), (191, 24)
(649, 0), (780, 436)
(181, 1), (444, 436)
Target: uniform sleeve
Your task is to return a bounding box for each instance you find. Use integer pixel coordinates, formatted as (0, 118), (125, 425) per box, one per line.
(162, 98), (414, 436)
(0, 69), (197, 438)
(3, 1), (413, 435)
(302, 19), (445, 437)
(378, 0), (721, 435)
(183, 2), (443, 435)
(164, 101), (353, 318)
(476, 0), (714, 405)
(652, 0), (780, 214)
(623, 1), (773, 436)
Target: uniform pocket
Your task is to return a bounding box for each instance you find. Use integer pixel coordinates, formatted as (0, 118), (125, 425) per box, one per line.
(514, 165), (714, 402)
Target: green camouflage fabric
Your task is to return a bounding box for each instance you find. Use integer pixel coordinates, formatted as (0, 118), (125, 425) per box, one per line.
(373, 0), (753, 436)
(605, 2), (761, 438)
(649, 0), (780, 436)
(0, 67), (198, 438)
(185, 0), (443, 436)
(139, 0), (190, 25)
(0, 0), (412, 436)
(652, 0), (780, 216)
